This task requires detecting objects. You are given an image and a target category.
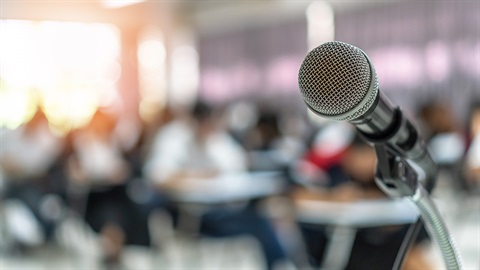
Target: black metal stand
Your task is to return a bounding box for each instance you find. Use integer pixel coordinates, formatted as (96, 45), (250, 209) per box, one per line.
(374, 145), (463, 270)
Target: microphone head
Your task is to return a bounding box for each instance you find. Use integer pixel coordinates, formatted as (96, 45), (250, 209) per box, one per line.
(298, 41), (378, 121)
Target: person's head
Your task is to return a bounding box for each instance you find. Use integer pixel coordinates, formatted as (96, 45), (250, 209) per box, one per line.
(256, 112), (280, 144)
(84, 109), (117, 140)
(418, 101), (457, 138)
(468, 101), (480, 138)
(191, 100), (217, 139)
(24, 106), (49, 134)
(341, 135), (377, 184)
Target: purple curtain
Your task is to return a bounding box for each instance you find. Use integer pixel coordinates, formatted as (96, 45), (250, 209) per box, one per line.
(198, 18), (307, 105)
(335, 1), (480, 117)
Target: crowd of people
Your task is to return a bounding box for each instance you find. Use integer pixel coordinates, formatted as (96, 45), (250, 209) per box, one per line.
(1, 98), (479, 269)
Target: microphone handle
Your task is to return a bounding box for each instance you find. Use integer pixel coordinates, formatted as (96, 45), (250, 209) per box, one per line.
(352, 92), (437, 192)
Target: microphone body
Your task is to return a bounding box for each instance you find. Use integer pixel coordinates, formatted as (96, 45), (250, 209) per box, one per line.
(299, 42), (466, 270)
(298, 41), (436, 191)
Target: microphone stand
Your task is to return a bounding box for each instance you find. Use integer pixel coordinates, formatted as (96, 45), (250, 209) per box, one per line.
(374, 144), (463, 270)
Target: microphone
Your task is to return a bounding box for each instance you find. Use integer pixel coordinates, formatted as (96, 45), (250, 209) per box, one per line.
(298, 41), (437, 191)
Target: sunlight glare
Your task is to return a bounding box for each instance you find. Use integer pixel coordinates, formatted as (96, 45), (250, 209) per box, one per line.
(0, 20), (120, 133)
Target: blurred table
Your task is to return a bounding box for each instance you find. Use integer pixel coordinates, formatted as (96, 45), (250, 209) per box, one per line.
(296, 198), (420, 228)
(165, 171), (286, 236)
(168, 171), (285, 205)
(295, 197), (420, 269)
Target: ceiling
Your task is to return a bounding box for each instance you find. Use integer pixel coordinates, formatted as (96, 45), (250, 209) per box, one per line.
(1, 1), (391, 22)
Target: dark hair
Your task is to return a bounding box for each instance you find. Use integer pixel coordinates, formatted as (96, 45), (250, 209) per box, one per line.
(468, 100), (480, 116)
(467, 100), (480, 129)
(191, 100), (213, 122)
(350, 133), (371, 148)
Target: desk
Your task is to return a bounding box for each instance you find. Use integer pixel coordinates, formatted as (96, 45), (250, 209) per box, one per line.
(159, 171), (286, 268)
(167, 171), (285, 205)
(163, 171), (286, 237)
(295, 198), (420, 269)
(296, 198), (420, 227)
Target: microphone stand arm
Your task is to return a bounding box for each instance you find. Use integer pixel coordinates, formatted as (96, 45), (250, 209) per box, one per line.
(374, 144), (463, 270)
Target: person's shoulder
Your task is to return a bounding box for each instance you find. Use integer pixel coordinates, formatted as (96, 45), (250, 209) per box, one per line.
(210, 131), (238, 144)
(155, 120), (192, 139)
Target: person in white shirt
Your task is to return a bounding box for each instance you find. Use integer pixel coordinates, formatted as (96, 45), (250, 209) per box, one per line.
(69, 110), (150, 268)
(417, 102), (468, 190)
(143, 101), (289, 270)
(1, 109), (65, 247)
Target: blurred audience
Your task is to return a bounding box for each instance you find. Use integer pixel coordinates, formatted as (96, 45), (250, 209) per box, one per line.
(244, 109), (306, 172)
(143, 100), (290, 270)
(1, 108), (66, 249)
(418, 102), (468, 191)
(2, 95), (477, 270)
(291, 122), (354, 189)
(291, 134), (433, 269)
(68, 109), (150, 269)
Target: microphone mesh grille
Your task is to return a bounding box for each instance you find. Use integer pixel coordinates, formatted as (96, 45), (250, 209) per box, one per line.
(298, 41), (377, 121)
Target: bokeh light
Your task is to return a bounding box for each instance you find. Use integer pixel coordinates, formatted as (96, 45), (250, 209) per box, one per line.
(0, 20), (120, 133)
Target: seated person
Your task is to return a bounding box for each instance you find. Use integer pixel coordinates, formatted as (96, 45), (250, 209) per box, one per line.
(68, 110), (150, 267)
(418, 101), (467, 190)
(291, 135), (433, 270)
(465, 101), (480, 189)
(2, 108), (66, 248)
(143, 101), (289, 270)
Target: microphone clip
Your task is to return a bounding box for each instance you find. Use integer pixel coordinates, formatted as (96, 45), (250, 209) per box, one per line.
(374, 144), (464, 270)
(374, 144), (419, 198)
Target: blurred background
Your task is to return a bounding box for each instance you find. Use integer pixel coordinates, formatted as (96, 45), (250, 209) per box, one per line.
(1, 1), (479, 269)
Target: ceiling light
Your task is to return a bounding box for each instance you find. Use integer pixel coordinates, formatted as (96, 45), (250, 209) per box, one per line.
(101, 0), (145, 9)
